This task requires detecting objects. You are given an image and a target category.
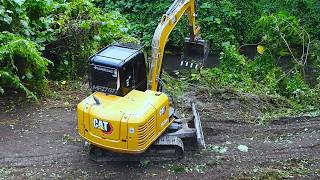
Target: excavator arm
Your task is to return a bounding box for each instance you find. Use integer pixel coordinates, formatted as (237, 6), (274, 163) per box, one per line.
(148, 0), (204, 91)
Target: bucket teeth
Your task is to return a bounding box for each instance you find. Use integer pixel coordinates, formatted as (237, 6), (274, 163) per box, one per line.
(180, 61), (200, 69)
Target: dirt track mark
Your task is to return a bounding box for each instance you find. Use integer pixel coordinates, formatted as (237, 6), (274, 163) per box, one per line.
(1, 94), (320, 179)
(202, 116), (320, 168)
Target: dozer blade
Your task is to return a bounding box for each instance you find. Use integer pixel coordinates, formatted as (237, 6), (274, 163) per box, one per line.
(167, 103), (206, 149)
(192, 103), (206, 149)
(180, 37), (209, 69)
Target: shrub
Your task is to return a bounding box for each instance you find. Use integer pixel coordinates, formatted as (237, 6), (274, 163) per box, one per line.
(0, 32), (50, 99)
(45, 0), (132, 80)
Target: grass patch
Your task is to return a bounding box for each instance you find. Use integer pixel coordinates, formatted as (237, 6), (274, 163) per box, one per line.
(232, 159), (313, 179)
(166, 163), (208, 174)
(0, 168), (12, 179)
(62, 134), (82, 144)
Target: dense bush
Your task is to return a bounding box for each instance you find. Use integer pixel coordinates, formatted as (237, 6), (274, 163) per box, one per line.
(0, 32), (50, 99)
(0, 0), (319, 116)
(98, 0), (175, 48)
(0, 0), (59, 46)
(45, 0), (131, 79)
(0, 0), (132, 99)
(99, 0), (320, 52)
(169, 41), (320, 116)
(103, 0), (319, 115)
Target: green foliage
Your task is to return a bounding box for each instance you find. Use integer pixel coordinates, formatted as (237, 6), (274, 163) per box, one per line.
(0, 0), (59, 45)
(0, 0), (133, 98)
(0, 168), (12, 179)
(233, 159), (312, 179)
(167, 38), (320, 118)
(98, 0), (246, 51)
(254, 12), (320, 112)
(198, 0), (243, 51)
(0, 0), (319, 111)
(100, 0), (320, 52)
(0, 32), (50, 99)
(310, 40), (320, 85)
(211, 43), (254, 92)
(99, 0), (173, 48)
(258, 0), (320, 38)
(46, 0), (132, 80)
(257, 12), (309, 59)
(197, 43), (281, 94)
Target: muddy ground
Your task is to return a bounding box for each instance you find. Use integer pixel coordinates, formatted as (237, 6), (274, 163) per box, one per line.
(0, 84), (320, 179)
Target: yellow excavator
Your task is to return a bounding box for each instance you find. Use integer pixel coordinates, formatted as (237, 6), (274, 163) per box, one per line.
(77, 0), (209, 161)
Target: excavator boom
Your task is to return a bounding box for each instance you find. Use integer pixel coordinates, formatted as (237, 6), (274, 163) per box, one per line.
(149, 0), (209, 91)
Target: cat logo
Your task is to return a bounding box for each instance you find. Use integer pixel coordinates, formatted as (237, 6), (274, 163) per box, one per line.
(93, 118), (113, 134)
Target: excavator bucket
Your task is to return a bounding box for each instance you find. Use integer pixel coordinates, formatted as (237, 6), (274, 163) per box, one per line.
(180, 37), (210, 69)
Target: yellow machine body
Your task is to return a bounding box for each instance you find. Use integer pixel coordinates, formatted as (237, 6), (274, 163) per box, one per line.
(77, 90), (173, 154)
(77, 0), (208, 156)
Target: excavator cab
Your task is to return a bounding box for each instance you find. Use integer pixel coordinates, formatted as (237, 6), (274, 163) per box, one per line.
(89, 43), (147, 97)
